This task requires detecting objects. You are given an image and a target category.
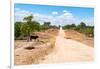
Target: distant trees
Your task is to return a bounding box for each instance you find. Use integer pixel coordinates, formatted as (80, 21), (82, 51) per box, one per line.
(79, 22), (86, 28)
(63, 22), (94, 37)
(63, 24), (76, 29)
(15, 14), (94, 40)
(40, 22), (59, 31)
(41, 22), (51, 30)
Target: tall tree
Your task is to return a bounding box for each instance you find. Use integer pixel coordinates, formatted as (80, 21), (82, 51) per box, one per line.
(79, 22), (86, 28)
(23, 14), (33, 23)
(23, 14), (33, 41)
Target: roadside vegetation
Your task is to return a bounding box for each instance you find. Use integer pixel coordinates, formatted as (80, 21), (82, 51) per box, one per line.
(62, 22), (94, 37)
(14, 15), (94, 65)
(14, 15), (59, 65)
(15, 14), (59, 41)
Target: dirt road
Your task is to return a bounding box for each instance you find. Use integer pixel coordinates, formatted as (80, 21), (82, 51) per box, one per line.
(39, 27), (94, 64)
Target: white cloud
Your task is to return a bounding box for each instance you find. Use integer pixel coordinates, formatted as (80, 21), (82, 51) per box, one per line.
(63, 10), (68, 13)
(33, 11), (75, 26)
(15, 8), (94, 26)
(15, 8), (33, 21)
(15, 10), (32, 17)
(51, 11), (58, 15)
(80, 17), (94, 26)
(15, 8), (20, 11)
(33, 13), (54, 25)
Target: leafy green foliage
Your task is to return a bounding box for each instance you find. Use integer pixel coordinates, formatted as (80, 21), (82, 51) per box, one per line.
(85, 27), (94, 37)
(15, 15), (59, 40)
(63, 22), (94, 37)
(14, 22), (21, 38)
(23, 14), (33, 23)
(20, 23), (30, 37)
(79, 22), (86, 28)
(41, 22), (51, 30)
(63, 24), (76, 29)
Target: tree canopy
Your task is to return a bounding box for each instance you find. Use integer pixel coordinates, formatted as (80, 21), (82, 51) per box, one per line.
(15, 15), (59, 40)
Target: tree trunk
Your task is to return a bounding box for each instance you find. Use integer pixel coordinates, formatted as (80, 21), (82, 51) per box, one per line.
(27, 36), (30, 42)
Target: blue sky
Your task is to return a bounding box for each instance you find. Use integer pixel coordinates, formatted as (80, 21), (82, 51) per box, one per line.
(15, 3), (94, 26)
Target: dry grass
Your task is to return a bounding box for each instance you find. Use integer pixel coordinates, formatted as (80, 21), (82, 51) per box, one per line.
(64, 30), (94, 47)
(14, 38), (55, 65)
(14, 29), (58, 65)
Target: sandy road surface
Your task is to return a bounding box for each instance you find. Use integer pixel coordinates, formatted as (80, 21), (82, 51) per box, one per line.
(39, 27), (94, 64)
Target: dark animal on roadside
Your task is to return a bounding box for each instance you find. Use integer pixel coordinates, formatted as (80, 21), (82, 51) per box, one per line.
(30, 35), (39, 41)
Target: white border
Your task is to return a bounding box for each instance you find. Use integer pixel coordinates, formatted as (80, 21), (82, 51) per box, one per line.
(14, 0), (95, 8)
(11, 0), (95, 69)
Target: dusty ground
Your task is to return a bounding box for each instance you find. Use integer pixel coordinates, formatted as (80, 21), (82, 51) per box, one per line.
(14, 28), (94, 65)
(14, 29), (58, 65)
(39, 28), (94, 64)
(64, 30), (94, 47)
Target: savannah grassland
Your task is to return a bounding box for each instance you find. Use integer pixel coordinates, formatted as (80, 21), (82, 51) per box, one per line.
(14, 15), (94, 65)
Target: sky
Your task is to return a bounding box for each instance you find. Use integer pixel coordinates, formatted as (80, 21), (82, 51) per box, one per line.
(15, 3), (94, 26)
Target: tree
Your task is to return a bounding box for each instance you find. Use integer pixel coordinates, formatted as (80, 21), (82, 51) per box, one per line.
(44, 22), (50, 26)
(49, 25), (59, 29)
(71, 24), (76, 27)
(20, 23), (30, 37)
(23, 15), (33, 41)
(62, 24), (76, 29)
(15, 22), (21, 39)
(31, 21), (41, 32)
(79, 22), (86, 28)
(42, 22), (51, 30)
(23, 14), (33, 23)
(85, 27), (94, 37)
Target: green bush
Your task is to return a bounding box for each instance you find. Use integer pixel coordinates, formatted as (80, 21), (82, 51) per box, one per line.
(14, 22), (21, 38)
(20, 23), (30, 37)
(14, 15), (59, 40)
(85, 27), (94, 37)
(63, 22), (94, 37)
